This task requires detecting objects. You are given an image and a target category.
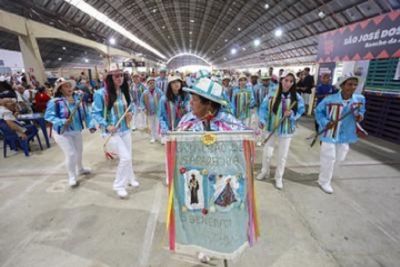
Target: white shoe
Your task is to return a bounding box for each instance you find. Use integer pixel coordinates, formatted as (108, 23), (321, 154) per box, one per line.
(198, 252), (210, 263)
(275, 179), (283, 190)
(318, 182), (333, 194)
(69, 179), (79, 188)
(150, 138), (155, 143)
(256, 170), (270, 180)
(78, 167), (92, 175)
(116, 189), (128, 198)
(129, 179), (140, 187)
(256, 141), (262, 147)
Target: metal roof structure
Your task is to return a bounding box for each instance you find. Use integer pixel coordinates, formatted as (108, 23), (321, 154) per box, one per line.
(0, 0), (398, 69)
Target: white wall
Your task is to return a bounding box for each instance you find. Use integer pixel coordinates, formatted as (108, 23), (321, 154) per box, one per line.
(0, 48), (24, 71)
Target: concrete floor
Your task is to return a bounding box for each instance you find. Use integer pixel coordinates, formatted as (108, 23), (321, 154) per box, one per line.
(1, 117), (399, 267)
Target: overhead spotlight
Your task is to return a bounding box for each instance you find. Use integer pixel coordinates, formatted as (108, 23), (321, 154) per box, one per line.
(237, 27), (241, 31)
(231, 48), (237, 55)
(152, 9), (157, 13)
(190, 19), (195, 23)
(242, 47), (246, 51)
(225, 39), (228, 42)
(224, 57), (227, 61)
(318, 11), (325, 18)
(84, 58), (89, 63)
(254, 39), (261, 46)
(58, 57), (62, 61)
(264, 3), (269, 9)
(162, 25), (166, 29)
(274, 28), (283, 37)
(189, 31), (192, 35)
(62, 46), (66, 50)
(109, 37), (116, 45)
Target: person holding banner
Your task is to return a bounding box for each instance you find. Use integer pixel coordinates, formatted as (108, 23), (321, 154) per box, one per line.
(141, 77), (163, 143)
(44, 78), (93, 188)
(91, 66), (139, 199)
(158, 75), (190, 142)
(129, 72), (146, 131)
(230, 74), (256, 127)
(177, 77), (247, 131)
(315, 74), (366, 194)
(256, 71), (305, 189)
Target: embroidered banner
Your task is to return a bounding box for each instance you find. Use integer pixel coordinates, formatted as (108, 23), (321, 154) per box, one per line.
(166, 131), (259, 259)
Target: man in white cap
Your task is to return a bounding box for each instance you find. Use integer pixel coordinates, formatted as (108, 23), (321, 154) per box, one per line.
(156, 67), (168, 94)
(315, 73), (366, 194)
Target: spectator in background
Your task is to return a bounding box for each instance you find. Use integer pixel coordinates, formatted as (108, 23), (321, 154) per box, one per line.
(297, 67), (315, 111)
(34, 86), (51, 113)
(14, 85), (32, 114)
(278, 69), (285, 78)
(23, 84), (37, 107)
(44, 82), (54, 97)
(0, 75), (17, 99)
(314, 73), (338, 132)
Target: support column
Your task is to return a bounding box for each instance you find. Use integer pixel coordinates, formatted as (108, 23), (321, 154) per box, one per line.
(18, 22), (46, 85)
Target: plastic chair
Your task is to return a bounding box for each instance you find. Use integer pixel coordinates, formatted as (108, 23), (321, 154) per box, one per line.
(0, 120), (43, 157)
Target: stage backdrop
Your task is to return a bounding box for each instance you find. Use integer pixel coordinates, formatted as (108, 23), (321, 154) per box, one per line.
(166, 131), (259, 259)
(317, 10), (400, 63)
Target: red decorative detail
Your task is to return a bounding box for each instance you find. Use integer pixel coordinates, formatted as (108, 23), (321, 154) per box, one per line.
(338, 27), (346, 34)
(377, 50), (389, 59)
(318, 57), (325, 63)
(202, 208), (208, 215)
(388, 10), (400, 21)
(372, 14), (385, 25)
(325, 57), (332, 62)
(342, 55), (350, 61)
(333, 56), (341, 62)
(352, 53), (361, 61)
(363, 52), (374, 60)
(348, 24), (358, 32)
(179, 167), (187, 174)
(392, 49), (400, 58)
(360, 20), (369, 29)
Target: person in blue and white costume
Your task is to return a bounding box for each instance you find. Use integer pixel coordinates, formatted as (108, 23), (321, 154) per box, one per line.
(230, 74), (256, 127)
(155, 67), (168, 94)
(177, 77), (248, 132)
(44, 78), (93, 188)
(130, 72), (146, 131)
(158, 75), (190, 143)
(256, 71), (305, 189)
(315, 74), (366, 194)
(91, 66), (139, 199)
(141, 76), (163, 143)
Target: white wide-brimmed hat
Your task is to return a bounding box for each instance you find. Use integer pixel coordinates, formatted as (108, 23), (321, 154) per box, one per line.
(54, 77), (76, 94)
(168, 75), (182, 84)
(335, 73), (359, 88)
(183, 77), (227, 106)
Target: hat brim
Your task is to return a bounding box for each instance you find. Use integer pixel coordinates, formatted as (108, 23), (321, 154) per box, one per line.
(54, 80), (76, 94)
(168, 77), (182, 83)
(336, 76), (359, 88)
(183, 86), (227, 106)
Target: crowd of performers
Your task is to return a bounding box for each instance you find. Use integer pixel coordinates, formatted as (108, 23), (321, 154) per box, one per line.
(43, 66), (365, 198)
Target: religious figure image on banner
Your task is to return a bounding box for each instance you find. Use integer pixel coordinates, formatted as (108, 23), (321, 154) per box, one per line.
(209, 174), (244, 212)
(183, 168), (205, 210)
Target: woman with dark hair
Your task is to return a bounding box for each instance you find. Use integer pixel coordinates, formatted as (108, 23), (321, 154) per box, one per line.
(158, 76), (190, 138)
(44, 78), (93, 188)
(256, 71), (305, 189)
(177, 77), (247, 131)
(91, 66), (139, 199)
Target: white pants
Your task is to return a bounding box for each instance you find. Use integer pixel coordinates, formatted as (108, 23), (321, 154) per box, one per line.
(260, 133), (292, 182)
(147, 115), (159, 140)
(319, 142), (349, 186)
(53, 131), (84, 183)
(107, 131), (137, 190)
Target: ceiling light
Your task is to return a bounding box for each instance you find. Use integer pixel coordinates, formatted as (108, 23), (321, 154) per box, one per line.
(231, 48), (237, 55)
(237, 27), (241, 31)
(242, 47), (246, 51)
(274, 28), (283, 37)
(224, 57), (227, 61)
(109, 37), (116, 45)
(162, 25), (166, 29)
(190, 19), (195, 23)
(264, 3), (269, 9)
(318, 11), (325, 18)
(58, 57), (62, 61)
(253, 39), (261, 46)
(189, 31), (192, 35)
(63, 0), (166, 59)
(152, 9), (157, 13)
(62, 46), (66, 50)
(84, 58), (89, 63)
(225, 39), (228, 42)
